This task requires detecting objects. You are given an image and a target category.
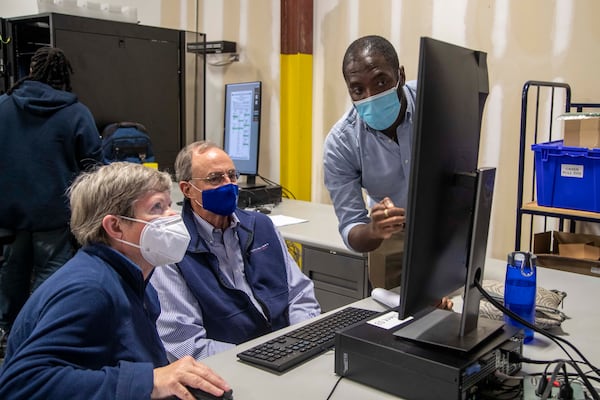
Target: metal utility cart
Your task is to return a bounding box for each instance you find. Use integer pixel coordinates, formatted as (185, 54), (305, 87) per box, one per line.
(515, 80), (600, 252)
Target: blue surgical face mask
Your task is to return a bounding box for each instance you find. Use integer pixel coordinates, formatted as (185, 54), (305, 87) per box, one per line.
(190, 182), (239, 216)
(353, 79), (401, 131)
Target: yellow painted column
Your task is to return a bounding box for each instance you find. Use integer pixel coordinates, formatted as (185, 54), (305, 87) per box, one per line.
(280, 0), (313, 201)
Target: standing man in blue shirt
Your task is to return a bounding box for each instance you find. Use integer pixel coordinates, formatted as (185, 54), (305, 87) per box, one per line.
(323, 35), (415, 288)
(151, 141), (321, 360)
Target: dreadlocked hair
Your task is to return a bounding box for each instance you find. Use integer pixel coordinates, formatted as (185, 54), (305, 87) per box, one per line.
(7, 46), (73, 95)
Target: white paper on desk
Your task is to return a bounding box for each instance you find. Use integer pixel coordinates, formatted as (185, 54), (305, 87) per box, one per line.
(268, 214), (308, 227)
(371, 288), (400, 309)
(367, 311), (412, 330)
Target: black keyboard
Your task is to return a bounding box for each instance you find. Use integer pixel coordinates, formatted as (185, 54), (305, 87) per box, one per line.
(237, 307), (379, 373)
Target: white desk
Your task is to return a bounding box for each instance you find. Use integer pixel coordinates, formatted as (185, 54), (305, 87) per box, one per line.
(199, 259), (599, 399)
(483, 259), (599, 367)
(169, 188), (599, 396)
(268, 199), (353, 254)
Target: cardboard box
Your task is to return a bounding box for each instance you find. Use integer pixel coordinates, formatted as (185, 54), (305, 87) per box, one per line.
(558, 243), (600, 260)
(534, 231), (600, 277)
(367, 233), (403, 289)
(559, 113), (600, 148)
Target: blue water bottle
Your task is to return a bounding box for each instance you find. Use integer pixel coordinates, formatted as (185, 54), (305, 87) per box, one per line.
(504, 251), (537, 343)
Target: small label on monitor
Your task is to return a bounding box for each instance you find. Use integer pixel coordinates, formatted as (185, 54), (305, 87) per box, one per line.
(561, 164), (583, 178)
(367, 311), (413, 330)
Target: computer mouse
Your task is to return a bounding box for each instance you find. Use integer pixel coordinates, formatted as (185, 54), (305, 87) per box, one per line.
(187, 387), (234, 400)
(257, 207), (271, 214)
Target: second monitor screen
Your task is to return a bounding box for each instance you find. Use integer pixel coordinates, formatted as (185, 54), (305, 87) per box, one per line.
(223, 81), (262, 177)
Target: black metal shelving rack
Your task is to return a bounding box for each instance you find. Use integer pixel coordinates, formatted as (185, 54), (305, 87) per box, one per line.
(515, 80), (600, 252)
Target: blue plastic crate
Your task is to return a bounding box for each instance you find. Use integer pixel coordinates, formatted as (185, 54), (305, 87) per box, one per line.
(532, 140), (600, 212)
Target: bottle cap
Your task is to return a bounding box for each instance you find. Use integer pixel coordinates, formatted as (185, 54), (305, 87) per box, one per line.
(507, 251), (536, 276)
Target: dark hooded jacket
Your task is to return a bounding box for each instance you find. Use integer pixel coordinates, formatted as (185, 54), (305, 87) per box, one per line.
(0, 80), (103, 231)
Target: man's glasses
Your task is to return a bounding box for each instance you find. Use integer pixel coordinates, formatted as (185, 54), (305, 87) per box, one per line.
(191, 169), (240, 186)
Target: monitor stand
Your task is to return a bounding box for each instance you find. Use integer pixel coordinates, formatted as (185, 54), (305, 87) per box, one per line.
(394, 168), (504, 352)
(238, 175), (266, 189)
(392, 308), (504, 352)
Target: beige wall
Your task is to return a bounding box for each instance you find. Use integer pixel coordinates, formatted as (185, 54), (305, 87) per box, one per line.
(166, 0), (599, 261)
(314, 1), (600, 261)
(160, 0), (282, 182)
(3, 0), (599, 260)
(0, 0), (161, 24)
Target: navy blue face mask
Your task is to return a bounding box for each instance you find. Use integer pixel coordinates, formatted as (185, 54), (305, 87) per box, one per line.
(197, 183), (239, 216)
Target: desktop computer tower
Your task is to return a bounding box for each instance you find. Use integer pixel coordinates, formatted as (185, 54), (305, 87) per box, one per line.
(334, 315), (521, 400)
(237, 184), (282, 208)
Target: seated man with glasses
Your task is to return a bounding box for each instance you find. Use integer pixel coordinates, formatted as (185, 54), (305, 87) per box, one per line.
(150, 141), (321, 360)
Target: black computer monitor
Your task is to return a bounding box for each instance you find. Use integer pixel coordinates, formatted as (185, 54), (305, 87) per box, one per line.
(223, 81), (264, 188)
(392, 37), (504, 352)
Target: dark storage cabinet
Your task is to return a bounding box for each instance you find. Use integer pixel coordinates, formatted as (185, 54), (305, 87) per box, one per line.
(0, 18), (7, 94)
(1, 13), (205, 173)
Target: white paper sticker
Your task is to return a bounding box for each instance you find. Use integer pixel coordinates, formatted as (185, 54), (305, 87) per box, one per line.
(268, 214), (307, 227)
(561, 164), (584, 178)
(366, 311), (413, 330)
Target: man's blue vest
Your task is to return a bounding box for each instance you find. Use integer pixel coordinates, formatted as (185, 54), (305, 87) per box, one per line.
(177, 201), (290, 344)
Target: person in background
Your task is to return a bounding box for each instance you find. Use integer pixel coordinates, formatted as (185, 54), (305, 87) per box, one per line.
(151, 141), (321, 360)
(0, 46), (103, 350)
(323, 35), (415, 289)
(0, 162), (231, 399)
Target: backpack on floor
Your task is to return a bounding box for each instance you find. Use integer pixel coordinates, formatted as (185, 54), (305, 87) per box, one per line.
(101, 122), (155, 164)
